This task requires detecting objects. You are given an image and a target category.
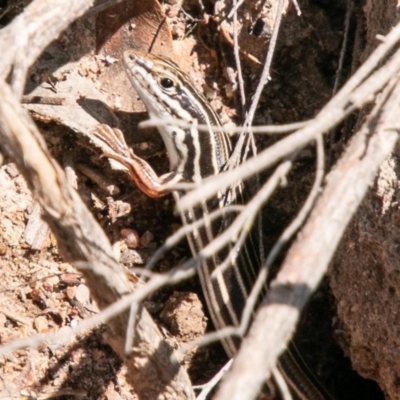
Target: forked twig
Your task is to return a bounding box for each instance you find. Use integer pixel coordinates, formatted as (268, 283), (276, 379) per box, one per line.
(177, 22), (400, 213)
(215, 74), (400, 400)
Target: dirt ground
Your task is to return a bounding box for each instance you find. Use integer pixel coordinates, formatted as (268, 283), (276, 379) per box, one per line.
(1, 0), (400, 399)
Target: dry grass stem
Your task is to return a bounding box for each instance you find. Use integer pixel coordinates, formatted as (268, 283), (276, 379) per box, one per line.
(1, 2), (399, 399)
(215, 75), (400, 400)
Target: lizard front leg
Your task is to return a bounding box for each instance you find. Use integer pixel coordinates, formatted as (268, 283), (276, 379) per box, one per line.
(91, 124), (183, 198)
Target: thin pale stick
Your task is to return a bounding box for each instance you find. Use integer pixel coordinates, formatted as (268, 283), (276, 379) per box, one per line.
(232, 0), (246, 108)
(214, 75), (400, 400)
(177, 30), (400, 213)
(0, 261), (197, 358)
(145, 205), (244, 270)
(195, 360), (233, 400)
(238, 136), (324, 347)
(272, 366), (293, 400)
(0, 81), (195, 399)
(291, 0), (301, 16)
(332, 0), (353, 94)
(139, 117), (309, 134)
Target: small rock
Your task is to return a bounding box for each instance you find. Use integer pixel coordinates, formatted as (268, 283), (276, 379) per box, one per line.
(121, 228), (139, 249)
(75, 284), (90, 304)
(0, 241), (7, 255)
(140, 230), (154, 247)
(119, 249), (145, 265)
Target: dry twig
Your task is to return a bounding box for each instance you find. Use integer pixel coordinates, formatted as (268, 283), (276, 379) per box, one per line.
(177, 22), (400, 212)
(0, 79), (194, 400)
(0, 1), (194, 399)
(215, 73), (400, 400)
(2, 2), (400, 400)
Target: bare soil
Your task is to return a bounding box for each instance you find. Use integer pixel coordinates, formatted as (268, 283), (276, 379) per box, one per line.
(1, 0), (398, 399)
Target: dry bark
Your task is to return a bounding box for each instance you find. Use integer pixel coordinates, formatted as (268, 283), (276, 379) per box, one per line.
(0, 1), (194, 399)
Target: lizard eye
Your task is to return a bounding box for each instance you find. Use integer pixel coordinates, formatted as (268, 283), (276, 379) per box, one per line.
(160, 77), (175, 89)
